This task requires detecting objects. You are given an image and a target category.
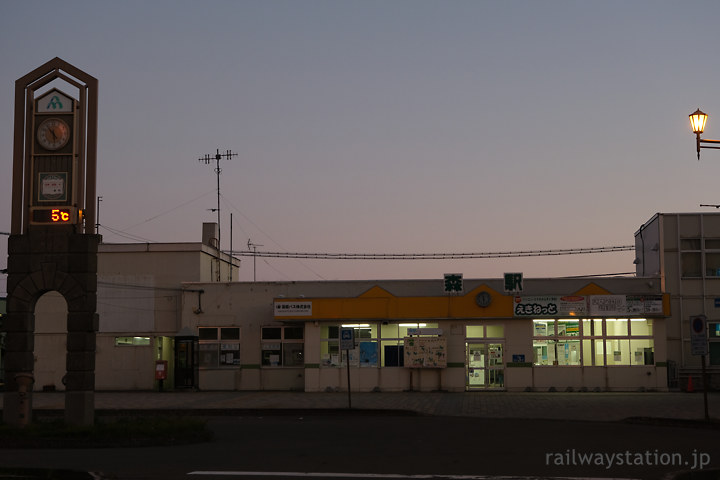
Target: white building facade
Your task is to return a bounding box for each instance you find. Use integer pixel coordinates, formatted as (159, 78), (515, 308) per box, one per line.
(14, 213), (720, 393)
(180, 278), (667, 393)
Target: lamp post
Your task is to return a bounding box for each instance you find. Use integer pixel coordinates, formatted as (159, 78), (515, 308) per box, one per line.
(686, 113), (715, 419)
(690, 109), (720, 159)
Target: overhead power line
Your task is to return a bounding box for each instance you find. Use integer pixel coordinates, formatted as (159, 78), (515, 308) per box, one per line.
(230, 245), (634, 260)
(121, 189), (215, 231)
(100, 224), (157, 243)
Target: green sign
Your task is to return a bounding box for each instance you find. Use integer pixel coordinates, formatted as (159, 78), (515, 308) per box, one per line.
(504, 272), (523, 293)
(444, 273), (463, 293)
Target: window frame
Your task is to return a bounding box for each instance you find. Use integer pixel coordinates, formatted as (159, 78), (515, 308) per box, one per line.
(532, 318), (654, 367)
(319, 322), (439, 368)
(198, 326), (241, 368)
(532, 319), (581, 366)
(114, 336), (152, 347)
(261, 325), (305, 367)
(680, 237), (720, 278)
(709, 322), (720, 366)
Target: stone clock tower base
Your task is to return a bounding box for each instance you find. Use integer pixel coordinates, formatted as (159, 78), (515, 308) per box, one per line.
(4, 227), (101, 426)
(5, 58), (100, 426)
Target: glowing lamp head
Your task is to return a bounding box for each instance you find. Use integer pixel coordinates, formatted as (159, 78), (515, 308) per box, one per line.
(690, 109), (708, 135)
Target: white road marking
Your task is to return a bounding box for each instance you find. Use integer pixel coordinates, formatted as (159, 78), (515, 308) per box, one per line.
(187, 472), (639, 480)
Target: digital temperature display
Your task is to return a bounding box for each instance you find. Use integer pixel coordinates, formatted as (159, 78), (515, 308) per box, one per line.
(31, 207), (80, 225)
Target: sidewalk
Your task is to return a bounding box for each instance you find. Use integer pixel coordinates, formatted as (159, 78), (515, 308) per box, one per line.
(11, 390), (720, 422)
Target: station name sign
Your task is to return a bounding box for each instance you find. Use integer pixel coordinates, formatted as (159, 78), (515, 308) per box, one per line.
(407, 328), (443, 336)
(514, 295), (664, 317)
(274, 301), (312, 316)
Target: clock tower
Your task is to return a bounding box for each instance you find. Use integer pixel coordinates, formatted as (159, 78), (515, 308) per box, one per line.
(29, 87), (83, 226)
(4, 58), (100, 426)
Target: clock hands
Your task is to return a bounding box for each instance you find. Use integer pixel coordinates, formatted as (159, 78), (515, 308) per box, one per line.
(37, 118), (69, 150)
(48, 124), (58, 142)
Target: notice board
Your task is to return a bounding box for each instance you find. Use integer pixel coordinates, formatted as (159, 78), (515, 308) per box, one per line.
(404, 336), (447, 368)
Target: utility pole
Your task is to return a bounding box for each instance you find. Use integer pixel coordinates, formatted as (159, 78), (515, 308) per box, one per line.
(248, 239), (263, 282)
(96, 196), (102, 235)
(229, 213), (233, 282)
(198, 149), (237, 251)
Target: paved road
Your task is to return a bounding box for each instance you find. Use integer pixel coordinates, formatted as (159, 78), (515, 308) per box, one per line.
(0, 414), (719, 480)
(2, 391), (720, 480)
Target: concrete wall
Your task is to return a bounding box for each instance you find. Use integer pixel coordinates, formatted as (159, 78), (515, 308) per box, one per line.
(95, 336), (155, 390)
(638, 213), (720, 373)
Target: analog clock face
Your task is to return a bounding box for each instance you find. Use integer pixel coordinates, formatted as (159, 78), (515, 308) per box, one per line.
(37, 117), (70, 151)
(475, 291), (492, 308)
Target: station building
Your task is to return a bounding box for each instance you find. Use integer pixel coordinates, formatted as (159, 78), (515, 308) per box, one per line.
(182, 277), (666, 392)
(28, 223), (237, 391)
(15, 212), (720, 392)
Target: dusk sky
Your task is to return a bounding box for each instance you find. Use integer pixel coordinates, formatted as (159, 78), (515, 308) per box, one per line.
(3, 0), (720, 292)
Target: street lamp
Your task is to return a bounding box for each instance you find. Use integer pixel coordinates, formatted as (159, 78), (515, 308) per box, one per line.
(690, 108), (720, 159)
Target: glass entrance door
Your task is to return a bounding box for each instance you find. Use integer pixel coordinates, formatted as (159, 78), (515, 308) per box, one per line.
(487, 343), (504, 388)
(466, 342), (504, 390)
(467, 344), (486, 388)
(174, 336), (198, 389)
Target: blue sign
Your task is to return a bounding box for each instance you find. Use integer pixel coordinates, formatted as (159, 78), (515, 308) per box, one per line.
(340, 328), (355, 350)
(690, 315), (708, 356)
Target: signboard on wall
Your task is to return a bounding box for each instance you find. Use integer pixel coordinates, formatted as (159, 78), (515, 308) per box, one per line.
(588, 295), (626, 316)
(588, 295), (663, 317)
(404, 336), (447, 368)
(626, 296), (664, 315)
(587, 295), (665, 316)
(407, 328), (443, 336)
(514, 296), (587, 317)
(274, 301), (312, 316)
(514, 295), (664, 317)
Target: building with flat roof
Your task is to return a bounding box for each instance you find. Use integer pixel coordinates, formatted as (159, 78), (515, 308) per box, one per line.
(634, 212), (720, 388)
(180, 277), (666, 392)
(10, 213), (720, 393)
(29, 223), (238, 391)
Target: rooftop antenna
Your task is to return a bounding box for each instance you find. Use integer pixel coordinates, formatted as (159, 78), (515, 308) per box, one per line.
(198, 148), (237, 251)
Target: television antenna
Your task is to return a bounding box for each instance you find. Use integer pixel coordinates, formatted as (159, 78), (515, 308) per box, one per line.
(198, 148), (237, 250)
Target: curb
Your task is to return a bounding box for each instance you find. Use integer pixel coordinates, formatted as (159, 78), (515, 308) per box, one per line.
(28, 408), (423, 419)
